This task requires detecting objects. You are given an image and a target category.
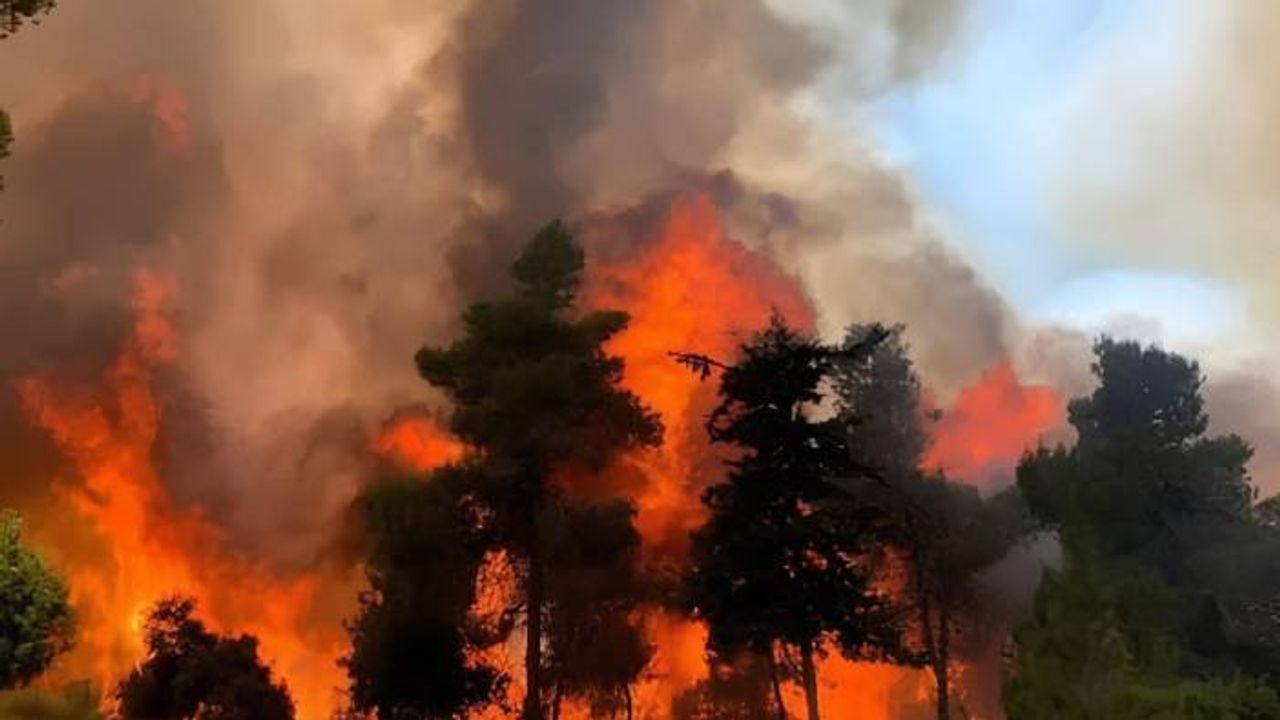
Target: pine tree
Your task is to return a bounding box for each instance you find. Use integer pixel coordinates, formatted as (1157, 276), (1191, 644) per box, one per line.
(415, 221), (660, 719)
(686, 317), (900, 720)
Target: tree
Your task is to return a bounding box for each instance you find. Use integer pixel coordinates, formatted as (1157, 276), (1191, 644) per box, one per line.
(1017, 338), (1272, 662)
(1010, 337), (1280, 712)
(672, 655), (778, 720)
(833, 326), (1024, 720)
(1, 0), (57, 190)
(1004, 532), (1280, 719)
(344, 468), (503, 719)
(1020, 337), (1254, 572)
(0, 511), (73, 689)
(545, 501), (651, 720)
(415, 220), (661, 720)
(1, 0), (55, 37)
(115, 596), (294, 720)
(685, 317), (901, 720)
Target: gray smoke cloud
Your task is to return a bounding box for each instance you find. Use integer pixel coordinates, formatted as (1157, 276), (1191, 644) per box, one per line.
(0, 0), (1041, 573)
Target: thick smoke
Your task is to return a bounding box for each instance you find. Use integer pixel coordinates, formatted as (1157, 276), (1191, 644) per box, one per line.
(1033, 0), (1280, 497)
(0, 0), (1050, 572)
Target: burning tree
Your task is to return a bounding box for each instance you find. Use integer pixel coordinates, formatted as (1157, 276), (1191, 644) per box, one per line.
(0, 510), (74, 690)
(833, 325), (1027, 720)
(412, 220), (661, 719)
(685, 316), (903, 720)
(345, 468), (503, 719)
(116, 596), (294, 720)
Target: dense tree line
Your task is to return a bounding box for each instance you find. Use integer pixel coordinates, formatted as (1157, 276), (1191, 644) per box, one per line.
(6, 221), (1280, 719)
(1006, 338), (1280, 718)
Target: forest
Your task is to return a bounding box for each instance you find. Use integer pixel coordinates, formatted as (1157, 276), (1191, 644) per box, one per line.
(6, 0), (1280, 718)
(5, 221), (1280, 719)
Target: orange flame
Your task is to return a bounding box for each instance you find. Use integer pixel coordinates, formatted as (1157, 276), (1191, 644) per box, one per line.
(923, 362), (1065, 488)
(374, 412), (466, 473)
(16, 272), (348, 719)
(584, 195), (938, 717)
(588, 194), (813, 563)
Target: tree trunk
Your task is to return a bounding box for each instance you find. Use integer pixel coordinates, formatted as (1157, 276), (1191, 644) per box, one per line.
(550, 678), (563, 720)
(766, 646), (787, 720)
(524, 509), (545, 720)
(912, 543), (947, 720)
(624, 683), (634, 720)
(799, 638), (821, 720)
(934, 603), (951, 720)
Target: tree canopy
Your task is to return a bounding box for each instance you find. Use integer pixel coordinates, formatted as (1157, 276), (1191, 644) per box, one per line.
(115, 597), (294, 720)
(1009, 337), (1280, 715)
(0, 0), (54, 38)
(345, 468), (502, 719)
(833, 324), (1026, 720)
(686, 316), (902, 720)
(0, 511), (74, 689)
(397, 220), (660, 720)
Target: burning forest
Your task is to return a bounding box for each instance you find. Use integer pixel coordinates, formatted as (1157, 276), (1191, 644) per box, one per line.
(4, 1), (1280, 719)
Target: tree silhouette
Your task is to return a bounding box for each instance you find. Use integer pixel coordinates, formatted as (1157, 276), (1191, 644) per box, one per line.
(116, 596), (293, 720)
(1011, 337), (1280, 712)
(415, 220), (661, 719)
(545, 501), (651, 719)
(1, 0), (55, 38)
(345, 468), (503, 719)
(832, 325), (1025, 719)
(0, 511), (73, 689)
(686, 316), (900, 720)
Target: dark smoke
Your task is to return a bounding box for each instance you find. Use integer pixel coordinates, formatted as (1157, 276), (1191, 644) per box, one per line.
(0, 0), (1031, 573)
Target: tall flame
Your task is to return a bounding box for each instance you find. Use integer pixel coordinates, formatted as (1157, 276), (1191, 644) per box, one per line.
(11, 206), (1066, 720)
(15, 272), (348, 719)
(587, 195), (931, 718)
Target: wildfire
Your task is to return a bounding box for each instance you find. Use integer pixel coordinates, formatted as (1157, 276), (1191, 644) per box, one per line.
(587, 195), (932, 718)
(588, 194), (813, 562)
(923, 362), (1065, 488)
(10, 202), (1064, 720)
(15, 272), (347, 719)
(374, 411), (467, 473)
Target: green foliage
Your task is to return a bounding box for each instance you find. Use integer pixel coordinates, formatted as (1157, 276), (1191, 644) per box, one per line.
(1009, 337), (1280, 715)
(415, 220), (659, 480)
(0, 0), (54, 38)
(115, 597), (294, 720)
(1021, 338), (1256, 568)
(0, 511), (73, 689)
(0, 683), (102, 720)
(345, 468), (503, 719)
(1004, 533), (1280, 720)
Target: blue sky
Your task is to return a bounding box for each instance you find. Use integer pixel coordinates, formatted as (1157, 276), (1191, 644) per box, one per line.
(804, 0), (1250, 352)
